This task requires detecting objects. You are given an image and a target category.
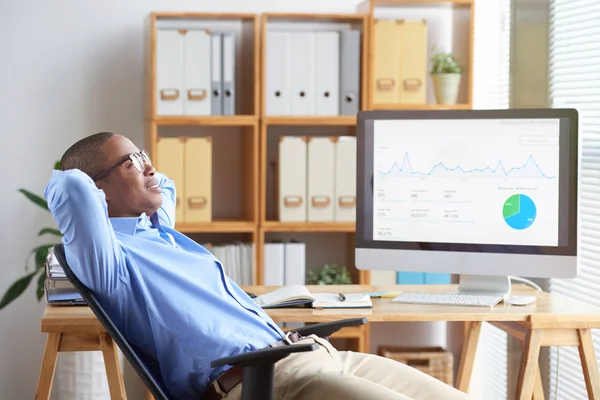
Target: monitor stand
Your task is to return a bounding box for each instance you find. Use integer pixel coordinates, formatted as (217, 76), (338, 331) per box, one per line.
(457, 274), (511, 298)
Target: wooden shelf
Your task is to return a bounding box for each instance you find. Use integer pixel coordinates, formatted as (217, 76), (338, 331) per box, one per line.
(263, 116), (357, 126)
(152, 12), (258, 20)
(370, 103), (472, 110)
(371, 0), (472, 5)
(153, 116), (258, 126)
(262, 222), (356, 233)
(261, 13), (368, 21)
(176, 221), (256, 233)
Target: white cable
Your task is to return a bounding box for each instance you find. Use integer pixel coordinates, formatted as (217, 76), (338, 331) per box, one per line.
(509, 276), (543, 292)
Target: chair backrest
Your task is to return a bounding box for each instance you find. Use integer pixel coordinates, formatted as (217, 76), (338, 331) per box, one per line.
(53, 243), (173, 400)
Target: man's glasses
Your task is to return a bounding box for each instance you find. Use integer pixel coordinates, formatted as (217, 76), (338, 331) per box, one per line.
(92, 150), (152, 182)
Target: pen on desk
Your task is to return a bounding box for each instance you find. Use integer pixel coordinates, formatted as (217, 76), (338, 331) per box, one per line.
(338, 292), (346, 301)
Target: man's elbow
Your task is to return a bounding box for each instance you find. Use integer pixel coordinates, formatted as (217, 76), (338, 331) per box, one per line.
(45, 170), (105, 215)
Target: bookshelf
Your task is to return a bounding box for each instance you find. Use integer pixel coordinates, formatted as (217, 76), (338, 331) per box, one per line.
(146, 6), (475, 286)
(145, 4), (475, 355)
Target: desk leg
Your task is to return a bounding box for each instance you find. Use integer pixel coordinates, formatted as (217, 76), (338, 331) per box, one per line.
(35, 333), (61, 400)
(456, 321), (482, 392)
(577, 329), (600, 398)
(99, 332), (127, 399)
(515, 329), (542, 400)
(533, 367), (545, 400)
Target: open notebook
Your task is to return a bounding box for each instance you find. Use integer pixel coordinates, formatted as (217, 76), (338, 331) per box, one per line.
(253, 285), (372, 309)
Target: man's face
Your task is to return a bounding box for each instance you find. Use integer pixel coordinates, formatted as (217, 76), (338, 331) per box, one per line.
(95, 135), (163, 218)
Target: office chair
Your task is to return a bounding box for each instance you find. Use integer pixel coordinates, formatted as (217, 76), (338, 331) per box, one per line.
(53, 243), (367, 400)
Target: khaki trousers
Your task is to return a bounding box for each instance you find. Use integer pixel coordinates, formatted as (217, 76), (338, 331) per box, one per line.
(224, 335), (472, 400)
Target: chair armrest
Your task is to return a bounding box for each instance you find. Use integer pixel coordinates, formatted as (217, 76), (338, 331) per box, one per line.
(294, 318), (368, 338)
(211, 343), (319, 368)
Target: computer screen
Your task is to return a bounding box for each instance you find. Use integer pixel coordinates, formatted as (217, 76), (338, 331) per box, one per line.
(355, 109), (579, 280)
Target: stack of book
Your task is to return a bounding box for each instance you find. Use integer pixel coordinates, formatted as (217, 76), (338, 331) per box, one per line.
(203, 242), (254, 286)
(44, 246), (85, 306)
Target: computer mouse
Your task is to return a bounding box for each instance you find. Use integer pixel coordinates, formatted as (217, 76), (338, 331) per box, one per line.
(506, 295), (537, 306)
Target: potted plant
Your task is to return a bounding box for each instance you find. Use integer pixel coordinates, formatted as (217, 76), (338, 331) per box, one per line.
(306, 263), (353, 285)
(430, 52), (463, 105)
(0, 161), (62, 310)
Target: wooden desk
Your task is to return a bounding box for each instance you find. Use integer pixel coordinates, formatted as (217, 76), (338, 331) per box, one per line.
(244, 284), (600, 400)
(36, 284), (600, 400)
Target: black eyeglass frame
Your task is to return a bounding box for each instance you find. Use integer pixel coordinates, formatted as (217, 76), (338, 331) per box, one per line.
(92, 150), (152, 182)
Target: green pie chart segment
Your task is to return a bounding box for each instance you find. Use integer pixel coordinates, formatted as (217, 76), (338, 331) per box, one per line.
(503, 194), (536, 230)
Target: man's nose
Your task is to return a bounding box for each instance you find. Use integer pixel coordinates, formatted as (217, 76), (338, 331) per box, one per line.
(143, 162), (155, 176)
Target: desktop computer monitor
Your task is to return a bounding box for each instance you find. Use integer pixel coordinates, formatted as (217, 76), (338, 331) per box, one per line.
(355, 108), (579, 299)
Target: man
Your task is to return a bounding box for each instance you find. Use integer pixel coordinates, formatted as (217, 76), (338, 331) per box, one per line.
(45, 132), (472, 400)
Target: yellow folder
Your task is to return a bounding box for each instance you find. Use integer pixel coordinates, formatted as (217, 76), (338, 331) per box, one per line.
(373, 19), (403, 105)
(372, 19), (428, 105)
(184, 137), (212, 223)
(156, 137), (185, 223)
(399, 20), (428, 104)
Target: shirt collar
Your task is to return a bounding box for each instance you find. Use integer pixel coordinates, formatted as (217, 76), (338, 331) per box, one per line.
(110, 213), (159, 236)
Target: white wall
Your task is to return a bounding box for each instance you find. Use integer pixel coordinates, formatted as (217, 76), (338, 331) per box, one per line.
(0, 1), (367, 398)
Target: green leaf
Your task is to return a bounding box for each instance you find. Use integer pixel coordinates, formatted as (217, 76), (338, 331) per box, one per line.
(18, 189), (48, 211)
(430, 52), (463, 75)
(34, 244), (54, 271)
(36, 270), (46, 301)
(54, 160), (61, 170)
(38, 228), (62, 237)
(24, 244), (54, 273)
(0, 271), (37, 310)
(306, 263), (353, 285)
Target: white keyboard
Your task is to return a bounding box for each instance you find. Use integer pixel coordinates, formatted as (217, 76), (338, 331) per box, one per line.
(391, 292), (504, 307)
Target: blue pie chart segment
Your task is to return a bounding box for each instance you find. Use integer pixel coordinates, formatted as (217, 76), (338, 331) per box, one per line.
(503, 194), (536, 230)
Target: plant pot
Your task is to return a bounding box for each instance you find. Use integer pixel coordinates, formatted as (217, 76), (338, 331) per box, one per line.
(431, 73), (462, 105)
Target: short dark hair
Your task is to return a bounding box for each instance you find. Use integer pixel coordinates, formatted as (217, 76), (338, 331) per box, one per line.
(60, 132), (115, 177)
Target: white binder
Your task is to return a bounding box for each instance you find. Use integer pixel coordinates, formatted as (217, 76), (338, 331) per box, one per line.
(315, 32), (340, 116)
(284, 242), (306, 285)
(222, 32), (236, 115)
(334, 136), (357, 222)
(211, 33), (223, 115)
(278, 136), (307, 222)
(290, 32), (316, 115)
(307, 137), (335, 222)
(183, 29), (212, 116)
(265, 32), (291, 116)
(340, 30), (361, 116)
(156, 28), (184, 116)
(263, 243), (285, 285)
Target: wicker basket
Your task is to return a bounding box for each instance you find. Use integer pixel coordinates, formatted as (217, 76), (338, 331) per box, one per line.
(378, 346), (454, 386)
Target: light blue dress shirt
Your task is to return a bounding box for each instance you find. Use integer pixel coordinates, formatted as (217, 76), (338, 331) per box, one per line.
(44, 169), (285, 399)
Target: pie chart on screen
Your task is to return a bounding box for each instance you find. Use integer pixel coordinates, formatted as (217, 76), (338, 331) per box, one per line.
(503, 194), (537, 230)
